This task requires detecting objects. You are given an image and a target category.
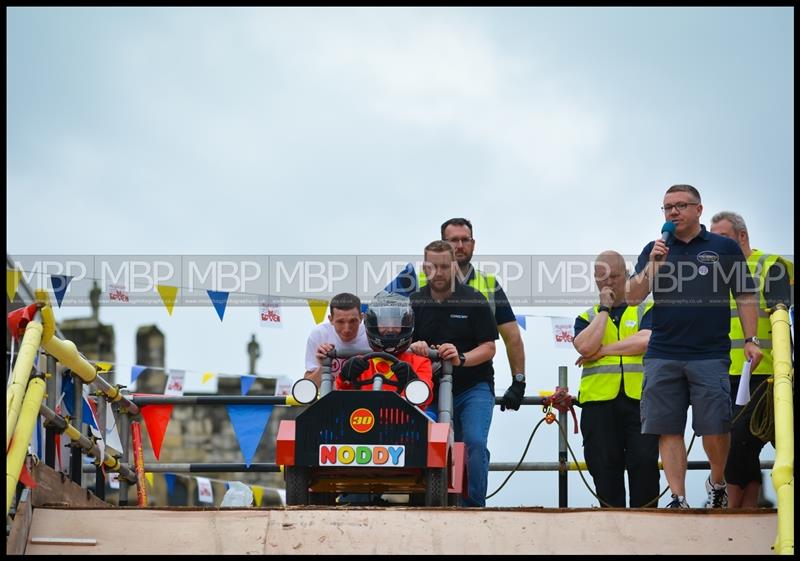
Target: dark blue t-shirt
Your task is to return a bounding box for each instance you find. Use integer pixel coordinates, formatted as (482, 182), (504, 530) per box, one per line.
(633, 225), (755, 360)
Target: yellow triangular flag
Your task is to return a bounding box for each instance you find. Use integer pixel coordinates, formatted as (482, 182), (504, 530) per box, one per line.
(201, 372), (215, 385)
(252, 485), (264, 507)
(156, 284), (179, 316)
(145, 472), (154, 487)
(7, 268), (22, 302)
(96, 361), (113, 373)
(307, 299), (329, 325)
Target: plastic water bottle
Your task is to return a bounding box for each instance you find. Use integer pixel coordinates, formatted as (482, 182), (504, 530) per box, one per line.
(220, 481), (254, 507)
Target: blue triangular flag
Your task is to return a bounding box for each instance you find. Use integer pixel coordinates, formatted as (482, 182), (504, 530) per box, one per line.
(50, 274), (73, 308)
(207, 290), (230, 321)
(360, 303), (369, 314)
(83, 397), (99, 430)
(61, 373), (75, 416)
(515, 315), (527, 330)
(384, 263), (417, 297)
(164, 473), (176, 497)
(131, 365), (147, 385)
(226, 405), (273, 467)
(240, 374), (257, 396)
(225, 481), (230, 491)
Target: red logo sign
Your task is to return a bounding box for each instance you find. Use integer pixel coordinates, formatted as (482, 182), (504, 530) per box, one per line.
(350, 408), (375, 433)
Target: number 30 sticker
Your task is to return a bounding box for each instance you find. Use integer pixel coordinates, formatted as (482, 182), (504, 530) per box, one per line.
(350, 408), (375, 433)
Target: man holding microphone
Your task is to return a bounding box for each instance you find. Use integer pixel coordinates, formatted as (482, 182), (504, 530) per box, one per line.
(626, 184), (762, 509)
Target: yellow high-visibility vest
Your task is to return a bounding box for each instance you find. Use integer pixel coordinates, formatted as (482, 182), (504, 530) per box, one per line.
(418, 269), (497, 314)
(728, 249), (794, 376)
(577, 302), (651, 403)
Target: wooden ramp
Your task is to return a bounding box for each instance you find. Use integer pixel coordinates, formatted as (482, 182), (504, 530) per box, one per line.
(23, 506), (777, 555)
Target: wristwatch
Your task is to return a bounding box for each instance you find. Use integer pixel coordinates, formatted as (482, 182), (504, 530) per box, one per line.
(513, 373), (526, 384)
(744, 336), (761, 347)
(597, 305), (611, 314)
(457, 353), (467, 366)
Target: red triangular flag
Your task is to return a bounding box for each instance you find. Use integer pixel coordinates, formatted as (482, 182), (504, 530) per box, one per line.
(19, 461), (37, 489)
(7, 303), (39, 340)
(139, 403), (173, 461)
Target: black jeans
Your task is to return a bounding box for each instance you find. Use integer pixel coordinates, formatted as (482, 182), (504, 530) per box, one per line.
(581, 392), (660, 507)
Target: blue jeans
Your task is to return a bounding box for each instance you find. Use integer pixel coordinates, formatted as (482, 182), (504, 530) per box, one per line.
(452, 381), (494, 507)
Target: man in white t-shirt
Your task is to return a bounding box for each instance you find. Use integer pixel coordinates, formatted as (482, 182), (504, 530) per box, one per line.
(304, 292), (369, 386)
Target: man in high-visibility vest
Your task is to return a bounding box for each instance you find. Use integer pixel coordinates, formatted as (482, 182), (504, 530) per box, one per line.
(573, 250), (659, 507)
(418, 218), (527, 412)
(710, 211), (794, 508)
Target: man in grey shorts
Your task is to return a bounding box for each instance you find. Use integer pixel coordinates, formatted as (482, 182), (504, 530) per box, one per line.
(626, 185), (762, 509)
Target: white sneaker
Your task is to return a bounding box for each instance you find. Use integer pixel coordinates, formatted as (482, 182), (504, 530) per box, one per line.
(705, 477), (728, 508)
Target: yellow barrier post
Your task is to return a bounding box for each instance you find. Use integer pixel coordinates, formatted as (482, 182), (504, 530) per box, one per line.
(6, 377), (46, 516)
(769, 305), (794, 555)
(6, 320), (43, 449)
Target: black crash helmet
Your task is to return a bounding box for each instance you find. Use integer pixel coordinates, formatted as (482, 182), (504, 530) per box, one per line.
(364, 291), (414, 354)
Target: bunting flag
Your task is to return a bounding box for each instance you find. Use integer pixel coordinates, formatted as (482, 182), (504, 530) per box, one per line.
(273, 376), (293, 397)
(50, 274), (73, 308)
(156, 284), (179, 316)
(18, 462), (37, 489)
(60, 374), (76, 416)
(83, 396), (100, 431)
(551, 317), (575, 348)
(7, 303), (39, 340)
(360, 303), (368, 314)
(164, 370), (186, 396)
(252, 485), (264, 507)
(384, 262), (417, 297)
(108, 471), (120, 490)
(96, 361), (113, 373)
(107, 283), (130, 303)
(130, 365), (147, 385)
(196, 476), (214, 504)
(201, 372), (215, 385)
(259, 298), (283, 328)
(145, 472), (154, 487)
(515, 315), (527, 330)
(103, 401), (124, 454)
(139, 402), (174, 461)
(226, 404), (273, 467)
(307, 299), (328, 325)
(240, 374), (257, 396)
(7, 268), (22, 301)
(164, 472), (176, 497)
(207, 290), (230, 321)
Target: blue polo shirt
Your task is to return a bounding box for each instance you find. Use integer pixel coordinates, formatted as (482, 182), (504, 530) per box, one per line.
(633, 225), (755, 360)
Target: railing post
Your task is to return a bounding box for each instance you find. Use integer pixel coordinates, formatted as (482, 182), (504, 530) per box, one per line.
(44, 355), (57, 469)
(70, 377), (83, 485)
(118, 409), (131, 506)
(95, 394), (106, 501)
(558, 365), (568, 508)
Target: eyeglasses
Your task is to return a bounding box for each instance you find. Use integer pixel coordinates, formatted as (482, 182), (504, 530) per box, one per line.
(661, 202), (700, 213)
(445, 237), (474, 246)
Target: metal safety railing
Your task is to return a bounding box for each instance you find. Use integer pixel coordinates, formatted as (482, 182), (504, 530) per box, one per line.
(5, 285), (793, 553)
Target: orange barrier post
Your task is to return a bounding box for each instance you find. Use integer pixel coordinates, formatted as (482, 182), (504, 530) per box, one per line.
(131, 421), (148, 507)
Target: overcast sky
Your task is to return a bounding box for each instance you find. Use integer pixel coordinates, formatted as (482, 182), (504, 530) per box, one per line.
(7, 7), (793, 508)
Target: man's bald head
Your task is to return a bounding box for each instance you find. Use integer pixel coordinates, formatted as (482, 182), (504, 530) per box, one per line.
(594, 250), (627, 305)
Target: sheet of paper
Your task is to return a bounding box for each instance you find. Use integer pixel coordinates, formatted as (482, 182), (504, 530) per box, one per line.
(735, 359), (752, 406)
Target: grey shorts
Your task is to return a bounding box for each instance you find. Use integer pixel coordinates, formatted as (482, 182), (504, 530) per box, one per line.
(640, 358), (731, 436)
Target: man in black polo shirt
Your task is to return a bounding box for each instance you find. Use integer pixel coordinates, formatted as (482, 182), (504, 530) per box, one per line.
(409, 240), (498, 507)
(626, 184), (762, 510)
